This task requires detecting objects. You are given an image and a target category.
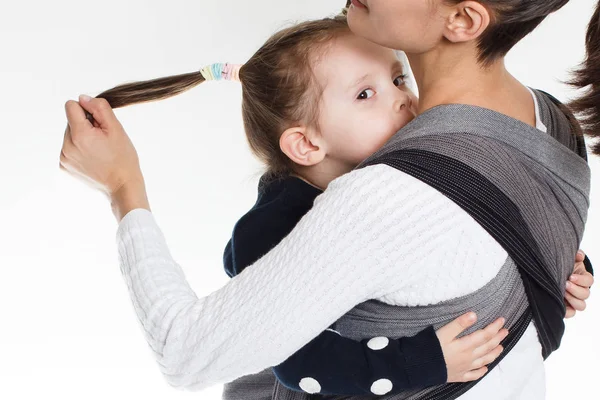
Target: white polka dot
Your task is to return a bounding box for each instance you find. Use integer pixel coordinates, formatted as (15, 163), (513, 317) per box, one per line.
(299, 377), (321, 394)
(367, 336), (390, 350)
(371, 379), (393, 395)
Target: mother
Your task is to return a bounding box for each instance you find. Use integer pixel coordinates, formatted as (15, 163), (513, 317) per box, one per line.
(60, 1), (596, 399)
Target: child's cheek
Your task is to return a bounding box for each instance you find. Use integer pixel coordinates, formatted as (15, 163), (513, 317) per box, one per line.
(374, 117), (399, 143)
(358, 131), (389, 159)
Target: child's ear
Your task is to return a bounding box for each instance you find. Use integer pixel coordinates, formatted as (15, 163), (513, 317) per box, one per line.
(443, 1), (490, 44)
(279, 126), (326, 166)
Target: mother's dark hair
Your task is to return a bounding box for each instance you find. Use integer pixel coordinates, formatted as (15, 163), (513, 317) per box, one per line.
(445, 0), (600, 155)
(448, 0), (600, 154)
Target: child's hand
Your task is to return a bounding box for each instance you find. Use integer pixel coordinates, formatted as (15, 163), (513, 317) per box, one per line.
(565, 250), (593, 318)
(436, 313), (508, 383)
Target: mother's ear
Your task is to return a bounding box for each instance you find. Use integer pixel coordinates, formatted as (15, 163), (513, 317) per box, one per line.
(443, 1), (491, 43)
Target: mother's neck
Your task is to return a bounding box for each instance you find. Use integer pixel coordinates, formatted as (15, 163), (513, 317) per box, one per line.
(407, 48), (536, 128)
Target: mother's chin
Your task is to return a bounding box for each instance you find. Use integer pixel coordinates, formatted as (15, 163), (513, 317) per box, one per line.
(345, 2), (380, 45)
(345, 0), (442, 55)
(349, 0), (368, 10)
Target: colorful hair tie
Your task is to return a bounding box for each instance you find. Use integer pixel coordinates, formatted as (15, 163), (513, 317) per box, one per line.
(200, 63), (243, 82)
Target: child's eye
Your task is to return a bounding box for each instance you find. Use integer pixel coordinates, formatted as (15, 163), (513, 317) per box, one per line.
(357, 89), (375, 100)
(393, 74), (408, 87)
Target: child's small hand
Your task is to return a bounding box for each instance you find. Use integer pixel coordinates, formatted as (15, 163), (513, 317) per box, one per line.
(565, 250), (593, 318)
(436, 313), (508, 383)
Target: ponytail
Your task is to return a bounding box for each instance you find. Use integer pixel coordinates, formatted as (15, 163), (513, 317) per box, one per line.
(569, 1), (600, 156)
(95, 70), (207, 109)
(91, 63), (242, 110)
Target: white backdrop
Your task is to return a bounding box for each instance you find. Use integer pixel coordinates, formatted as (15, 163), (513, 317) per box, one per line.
(0, 1), (598, 399)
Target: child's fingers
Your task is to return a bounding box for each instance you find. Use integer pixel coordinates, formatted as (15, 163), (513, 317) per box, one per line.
(461, 366), (488, 383)
(576, 249), (585, 262)
(473, 328), (508, 359)
(570, 272), (594, 289)
(459, 317), (505, 350)
(436, 312), (477, 343)
(472, 344), (503, 370)
(566, 280), (591, 300)
(565, 305), (576, 319)
(565, 292), (586, 312)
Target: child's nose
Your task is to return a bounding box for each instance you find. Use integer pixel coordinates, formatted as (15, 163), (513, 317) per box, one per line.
(393, 92), (412, 113)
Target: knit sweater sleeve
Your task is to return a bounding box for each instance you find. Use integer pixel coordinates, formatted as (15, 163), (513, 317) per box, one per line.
(115, 164), (484, 391)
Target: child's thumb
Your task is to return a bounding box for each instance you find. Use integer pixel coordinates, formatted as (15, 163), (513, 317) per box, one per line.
(78, 95), (120, 131)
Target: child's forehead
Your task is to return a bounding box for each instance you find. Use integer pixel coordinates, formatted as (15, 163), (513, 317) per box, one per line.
(319, 35), (402, 73)
(313, 36), (413, 92)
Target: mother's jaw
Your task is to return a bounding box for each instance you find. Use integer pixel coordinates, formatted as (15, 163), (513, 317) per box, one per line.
(349, 0), (368, 11)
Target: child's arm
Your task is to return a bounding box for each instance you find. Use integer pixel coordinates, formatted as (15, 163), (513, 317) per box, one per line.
(272, 315), (506, 395)
(273, 327), (444, 395)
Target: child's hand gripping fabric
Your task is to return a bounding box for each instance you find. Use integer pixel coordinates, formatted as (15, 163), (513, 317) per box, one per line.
(435, 313), (507, 383)
(565, 250), (594, 318)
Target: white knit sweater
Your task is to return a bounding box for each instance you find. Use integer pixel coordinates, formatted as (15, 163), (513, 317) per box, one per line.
(116, 164), (544, 400)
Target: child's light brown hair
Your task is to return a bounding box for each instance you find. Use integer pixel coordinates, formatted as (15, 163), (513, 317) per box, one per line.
(92, 13), (350, 177)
